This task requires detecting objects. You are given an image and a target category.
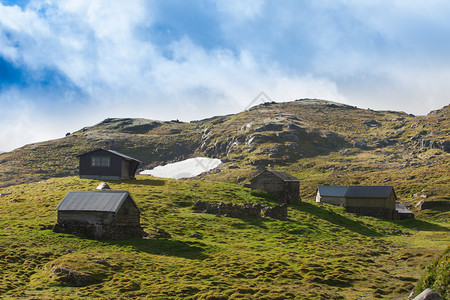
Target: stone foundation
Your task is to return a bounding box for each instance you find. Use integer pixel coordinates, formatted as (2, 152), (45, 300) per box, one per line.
(193, 201), (287, 219)
(53, 223), (144, 239)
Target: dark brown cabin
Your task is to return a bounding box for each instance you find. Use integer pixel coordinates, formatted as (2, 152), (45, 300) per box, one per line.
(53, 190), (143, 239)
(250, 169), (301, 204)
(344, 186), (397, 219)
(78, 148), (141, 180)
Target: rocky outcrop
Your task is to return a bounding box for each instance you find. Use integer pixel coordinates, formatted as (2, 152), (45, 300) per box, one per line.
(51, 266), (97, 286)
(193, 201), (287, 219)
(413, 288), (442, 300)
(411, 139), (450, 153)
(363, 119), (381, 127)
(254, 123), (284, 132)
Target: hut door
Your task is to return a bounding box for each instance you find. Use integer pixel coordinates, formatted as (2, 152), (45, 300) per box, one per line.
(121, 160), (129, 178)
(93, 224), (103, 239)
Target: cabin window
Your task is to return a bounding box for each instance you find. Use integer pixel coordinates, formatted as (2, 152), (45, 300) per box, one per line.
(91, 156), (111, 167)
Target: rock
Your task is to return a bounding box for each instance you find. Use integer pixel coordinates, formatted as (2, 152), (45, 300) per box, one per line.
(413, 288), (442, 300)
(51, 266), (97, 286)
(254, 123), (283, 132)
(40, 225), (54, 230)
(363, 119), (381, 127)
(246, 134), (271, 146)
(0, 192), (12, 196)
(96, 182), (110, 190)
(91, 259), (109, 266)
(147, 228), (172, 239)
(169, 128), (182, 134)
(276, 132), (300, 143)
(354, 141), (367, 149)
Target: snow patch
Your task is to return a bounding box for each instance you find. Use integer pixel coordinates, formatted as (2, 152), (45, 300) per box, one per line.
(140, 157), (222, 179)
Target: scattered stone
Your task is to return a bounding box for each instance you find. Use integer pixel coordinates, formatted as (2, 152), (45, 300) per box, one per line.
(193, 200), (287, 219)
(354, 141), (367, 149)
(413, 288), (442, 300)
(254, 123), (283, 132)
(169, 128), (182, 134)
(146, 228), (172, 239)
(363, 119), (381, 127)
(51, 266), (97, 286)
(91, 259), (109, 266)
(40, 225), (54, 230)
(190, 232), (202, 238)
(96, 182), (110, 190)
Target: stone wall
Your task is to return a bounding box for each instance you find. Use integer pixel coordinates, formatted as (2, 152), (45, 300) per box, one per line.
(193, 200), (287, 219)
(53, 223), (144, 239)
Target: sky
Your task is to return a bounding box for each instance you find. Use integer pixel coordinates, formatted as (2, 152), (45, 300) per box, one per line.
(0, 0), (449, 152)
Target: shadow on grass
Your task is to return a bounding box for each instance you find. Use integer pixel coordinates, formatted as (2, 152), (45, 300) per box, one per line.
(123, 179), (166, 186)
(387, 219), (449, 232)
(292, 202), (383, 237)
(103, 238), (210, 260)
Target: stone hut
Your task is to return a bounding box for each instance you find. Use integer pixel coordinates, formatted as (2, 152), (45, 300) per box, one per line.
(250, 169), (301, 203)
(54, 191), (143, 239)
(78, 148), (141, 180)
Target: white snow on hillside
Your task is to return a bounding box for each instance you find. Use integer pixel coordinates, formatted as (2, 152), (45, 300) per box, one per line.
(140, 157), (222, 179)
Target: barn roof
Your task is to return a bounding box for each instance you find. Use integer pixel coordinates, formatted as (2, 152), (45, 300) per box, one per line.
(317, 186), (348, 197)
(253, 169), (300, 182)
(55, 191), (141, 213)
(77, 148), (141, 163)
(345, 186), (395, 199)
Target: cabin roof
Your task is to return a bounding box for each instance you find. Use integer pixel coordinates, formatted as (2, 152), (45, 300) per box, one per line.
(55, 191), (141, 213)
(317, 185), (348, 197)
(253, 169), (300, 182)
(77, 148), (141, 163)
(345, 186), (395, 199)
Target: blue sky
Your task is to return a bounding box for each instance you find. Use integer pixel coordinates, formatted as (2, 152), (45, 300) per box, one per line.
(0, 0), (449, 151)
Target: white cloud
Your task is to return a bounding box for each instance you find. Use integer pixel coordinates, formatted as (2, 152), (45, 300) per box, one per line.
(0, 0), (449, 151)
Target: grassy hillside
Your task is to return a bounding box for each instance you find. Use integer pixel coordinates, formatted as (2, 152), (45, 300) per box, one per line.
(0, 176), (448, 299)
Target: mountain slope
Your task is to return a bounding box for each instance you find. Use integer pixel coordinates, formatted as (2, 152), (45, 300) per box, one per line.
(0, 99), (449, 207)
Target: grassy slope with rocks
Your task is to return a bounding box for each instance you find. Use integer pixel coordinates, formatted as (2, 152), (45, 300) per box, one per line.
(0, 99), (448, 298)
(0, 176), (448, 299)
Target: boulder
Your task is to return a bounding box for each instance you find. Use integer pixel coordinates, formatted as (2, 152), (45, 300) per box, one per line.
(254, 123), (283, 132)
(51, 266), (97, 286)
(363, 119), (381, 127)
(413, 288), (442, 300)
(354, 141), (367, 149)
(96, 182), (111, 190)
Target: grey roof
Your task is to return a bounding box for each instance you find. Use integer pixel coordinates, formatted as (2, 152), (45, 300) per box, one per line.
(55, 191), (141, 213)
(345, 186), (395, 199)
(78, 148), (141, 163)
(317, 186), (348, 197)
(256, 170), (300, 182)
(396, 203), (413, 214)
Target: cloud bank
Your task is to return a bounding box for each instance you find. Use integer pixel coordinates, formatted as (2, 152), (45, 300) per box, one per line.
(0, 0), (449, 151)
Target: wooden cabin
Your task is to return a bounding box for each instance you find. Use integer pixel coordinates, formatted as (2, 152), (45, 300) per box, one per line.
(315, 186), (348, 206)
(78, 148), (141, 180)
(250, 169), (301, 204)
(344, 186), (397, 219)
(53, 191), (143, 239)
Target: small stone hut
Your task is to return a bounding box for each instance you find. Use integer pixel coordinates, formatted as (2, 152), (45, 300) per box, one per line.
(250, 169), (301, 203)
(54, 191), (143, 239)
(78, 148), (141, 180)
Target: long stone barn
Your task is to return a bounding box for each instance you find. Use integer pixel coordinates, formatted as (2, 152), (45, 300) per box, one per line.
(315, 185), (413, 220)
(53, 191), (143, 239)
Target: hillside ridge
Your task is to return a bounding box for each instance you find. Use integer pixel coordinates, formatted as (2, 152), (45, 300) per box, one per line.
(0, 99), (448, 206)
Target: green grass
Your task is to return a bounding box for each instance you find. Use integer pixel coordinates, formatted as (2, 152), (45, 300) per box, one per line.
(0, 176), (448, 299)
